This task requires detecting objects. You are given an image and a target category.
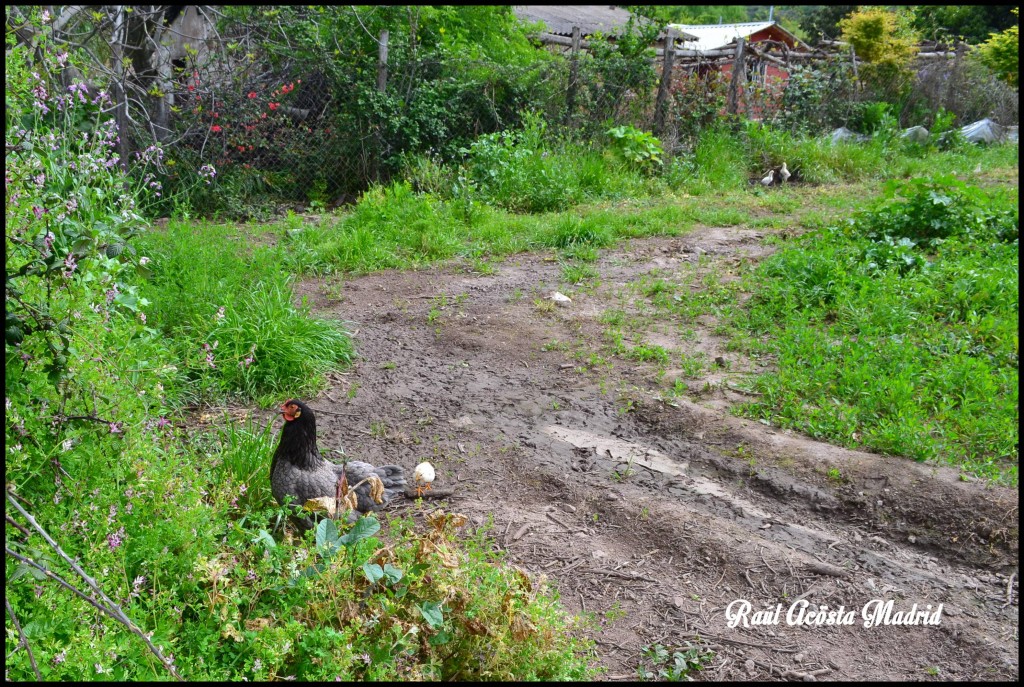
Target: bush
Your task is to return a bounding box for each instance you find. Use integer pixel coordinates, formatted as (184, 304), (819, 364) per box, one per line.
(606, 125), (664, 174)
(976, 10), (1019, 88)
(853, 174), (1014, 246)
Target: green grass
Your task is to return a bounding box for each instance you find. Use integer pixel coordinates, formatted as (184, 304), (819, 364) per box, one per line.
(135, 220), (353, 406)
(730, 176), (1018, 482)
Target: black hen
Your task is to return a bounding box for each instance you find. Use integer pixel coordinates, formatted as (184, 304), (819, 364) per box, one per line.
(270, 399), (406, 528)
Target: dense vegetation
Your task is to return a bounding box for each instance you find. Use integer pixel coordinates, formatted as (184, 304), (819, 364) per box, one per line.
(5, 4), (1019, 681)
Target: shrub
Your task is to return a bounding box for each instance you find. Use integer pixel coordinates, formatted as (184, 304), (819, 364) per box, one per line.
(839, 8), (920, 104)
(852, 174), (1014, 247)
(606, 125), (665, 174)
(976, 10), (1019, 88)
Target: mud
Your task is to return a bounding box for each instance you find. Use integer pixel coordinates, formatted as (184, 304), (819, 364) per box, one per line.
(280, 225), (1017, 680)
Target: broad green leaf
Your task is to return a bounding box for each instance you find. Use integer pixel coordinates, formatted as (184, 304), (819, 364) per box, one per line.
(316, 518), (341, 556)
(382, 563), (404, 583)
(339, 514), (380, 545)
(363, 562), (384, 584)
(428, 630), (453, 646)
(418, 601), (444, 629)
(254, 529), (276, 550)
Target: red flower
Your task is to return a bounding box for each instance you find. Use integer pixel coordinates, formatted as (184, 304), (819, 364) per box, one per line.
(238, 145), (246, 152)
(212, 111), (219, 118)
(211, 125), (222, 133)
(187, 85), (195, 92)
(268, 102), (279, 111)
(248, 91), (257, 99)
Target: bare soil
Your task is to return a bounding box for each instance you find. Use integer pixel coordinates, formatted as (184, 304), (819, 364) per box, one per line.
(280, 225), (1017, 681)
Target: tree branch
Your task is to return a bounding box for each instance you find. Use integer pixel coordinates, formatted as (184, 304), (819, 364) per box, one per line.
(5, 597), (41, 680)
(6, 491), (185, 680)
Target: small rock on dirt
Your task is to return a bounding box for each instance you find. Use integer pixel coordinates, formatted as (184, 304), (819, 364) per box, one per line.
(550, 292), (572, 307)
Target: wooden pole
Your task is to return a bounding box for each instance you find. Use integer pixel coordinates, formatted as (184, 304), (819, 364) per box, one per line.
(377, 30), (389, 92)
(654, 29), (677, 136)
(726, 37), (746, 116)
(565, 26), (582, 126)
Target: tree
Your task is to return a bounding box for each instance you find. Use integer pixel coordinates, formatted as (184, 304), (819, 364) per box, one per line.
(976, 8), (1019, 87)
(631, 5), (747, 26)
(799, 5), (857, 45)
(913, 5), (1018, 44)
(839, 7), (920, 102)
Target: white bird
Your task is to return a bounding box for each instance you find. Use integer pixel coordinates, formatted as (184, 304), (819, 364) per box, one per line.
(413, 461), (436, 496)
(779, 162), (791, 183)
(760, 169), (775, 186)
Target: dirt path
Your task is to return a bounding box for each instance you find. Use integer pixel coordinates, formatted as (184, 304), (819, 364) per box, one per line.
(290, 226), (1018, 681)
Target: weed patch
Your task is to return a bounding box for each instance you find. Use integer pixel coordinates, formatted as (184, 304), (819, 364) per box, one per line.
(732, 175), (1018, 482)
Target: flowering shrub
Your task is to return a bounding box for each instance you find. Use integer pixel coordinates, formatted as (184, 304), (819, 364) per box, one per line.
(5, 26), (163, 385)
(166, 72), (344, 216)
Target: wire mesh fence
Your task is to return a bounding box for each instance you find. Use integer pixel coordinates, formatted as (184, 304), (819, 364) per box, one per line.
(15, 6), (1014, 217)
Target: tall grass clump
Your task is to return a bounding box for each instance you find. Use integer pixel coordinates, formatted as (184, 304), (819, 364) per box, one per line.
(135, 220), (352, 405)
(734, 174), (1018, 482)
(683, 125), (751, 192)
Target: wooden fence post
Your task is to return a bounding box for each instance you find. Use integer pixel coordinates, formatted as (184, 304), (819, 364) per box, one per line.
(849, 44), (859, 89)
(377, 30), (389, 92)
(726, 37), (746, 116)
(565, 26), (582, 125)
(653, 28), (677, 136)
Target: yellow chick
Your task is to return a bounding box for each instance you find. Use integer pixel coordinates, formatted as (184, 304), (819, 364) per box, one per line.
(413, 461), (436, 496)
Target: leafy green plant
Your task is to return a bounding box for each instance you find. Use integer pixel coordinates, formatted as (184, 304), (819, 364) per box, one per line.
(855, 174), (1011, 247)
(976, 9), (1019, 88)
(606, 125), (664, 174)
(638, 642), (714, 681)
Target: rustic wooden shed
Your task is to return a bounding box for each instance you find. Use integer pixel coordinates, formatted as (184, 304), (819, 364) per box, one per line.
(667, 21), (806, 84)
(513, 5), (697, 51)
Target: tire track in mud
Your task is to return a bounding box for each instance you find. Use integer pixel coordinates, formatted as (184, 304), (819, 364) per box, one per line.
(293, 228), (1018, 681)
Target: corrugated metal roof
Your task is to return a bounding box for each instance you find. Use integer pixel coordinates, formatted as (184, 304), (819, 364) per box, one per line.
(668, 21), (798, 52)
(513, 5), (642, 38)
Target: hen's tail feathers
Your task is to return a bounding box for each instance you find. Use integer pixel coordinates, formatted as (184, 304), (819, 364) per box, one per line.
(374, 464), (407, 490)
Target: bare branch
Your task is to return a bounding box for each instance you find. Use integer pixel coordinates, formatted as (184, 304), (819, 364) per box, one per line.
(5, 597), (41, 680)
(6, 491), (184, 681)
(51, 5), (89, 35)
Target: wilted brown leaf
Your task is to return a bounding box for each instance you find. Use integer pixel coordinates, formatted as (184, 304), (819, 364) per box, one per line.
(510, 611), (536, 641)
(244, 617), (272, 631)
(222, 622), (243, 642)
(465, 618), (490, 636)
(515, 567), (532, 593)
